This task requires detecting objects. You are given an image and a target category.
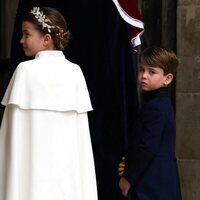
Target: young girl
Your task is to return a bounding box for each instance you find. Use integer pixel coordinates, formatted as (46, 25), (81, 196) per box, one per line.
(0, 7), (98, 200)
(118, 47), (182, 199)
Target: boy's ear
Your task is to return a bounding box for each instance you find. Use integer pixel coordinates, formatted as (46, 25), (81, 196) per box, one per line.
(164, 73), (173, 86)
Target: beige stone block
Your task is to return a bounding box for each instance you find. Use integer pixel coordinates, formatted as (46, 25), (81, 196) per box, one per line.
(177, 6), (200, 56)
(176, 93), (200, 159)
(177, 159), (200, 200)
(178, 0), (200, 6)
(176, 56), (200, 92)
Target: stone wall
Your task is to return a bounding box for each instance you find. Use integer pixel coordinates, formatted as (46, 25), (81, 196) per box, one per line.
(0, 0), (19, 123)
(176, 0), (200, 199)
(0, 0), (19, 59)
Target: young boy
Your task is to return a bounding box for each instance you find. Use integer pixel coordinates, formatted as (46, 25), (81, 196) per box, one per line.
(118, 46), (182, 199)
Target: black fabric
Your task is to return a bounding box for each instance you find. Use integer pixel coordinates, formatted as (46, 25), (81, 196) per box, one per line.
(10, 1), (139, 199)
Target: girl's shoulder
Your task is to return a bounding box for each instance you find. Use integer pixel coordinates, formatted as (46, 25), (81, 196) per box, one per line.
(15, 59), (35, 71)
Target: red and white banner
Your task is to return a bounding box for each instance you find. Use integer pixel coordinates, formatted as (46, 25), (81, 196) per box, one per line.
(112, 0), (144, 48)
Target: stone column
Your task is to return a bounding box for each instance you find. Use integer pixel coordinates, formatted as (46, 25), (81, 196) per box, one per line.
(176, 0), (200, 199)
(0, 0), (19, 59)
(0, 0), (19, 121)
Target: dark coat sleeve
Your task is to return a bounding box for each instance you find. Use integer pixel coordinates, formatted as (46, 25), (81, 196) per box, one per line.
(124, 103), (165, 185)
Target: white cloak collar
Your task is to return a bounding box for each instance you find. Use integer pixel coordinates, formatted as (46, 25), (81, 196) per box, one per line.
(2, 50), (93, 113)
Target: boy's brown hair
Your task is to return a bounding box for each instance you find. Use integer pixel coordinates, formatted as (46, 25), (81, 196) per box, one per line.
(139, 46), (179, 75)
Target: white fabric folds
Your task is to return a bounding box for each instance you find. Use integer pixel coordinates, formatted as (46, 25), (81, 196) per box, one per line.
(0, 51), (98, 200)
(2, 51), (92, 113)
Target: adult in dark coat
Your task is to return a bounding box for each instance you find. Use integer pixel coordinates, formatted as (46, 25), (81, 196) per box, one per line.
(10, 1), (143, 199)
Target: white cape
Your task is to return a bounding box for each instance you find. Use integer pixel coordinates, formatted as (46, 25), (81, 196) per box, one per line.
(0, 51), (98, 200)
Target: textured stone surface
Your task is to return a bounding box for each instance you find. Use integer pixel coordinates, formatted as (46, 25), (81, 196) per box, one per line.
(177, 6), (200, 56)
(176, 56), (200, 92)
(177, 160), (200, 200)
(176, 93), (200, 159)
(176, 1), (200, 199)
(178, 0), (200, 5)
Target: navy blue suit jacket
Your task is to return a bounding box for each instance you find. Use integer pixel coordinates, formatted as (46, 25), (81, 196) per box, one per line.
(124, 87), (182, 200)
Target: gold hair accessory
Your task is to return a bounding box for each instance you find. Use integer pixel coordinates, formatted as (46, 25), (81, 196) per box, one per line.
(30, 7), (54, 33)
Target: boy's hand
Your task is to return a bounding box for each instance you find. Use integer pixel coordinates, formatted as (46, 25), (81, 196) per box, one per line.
(118, 156), (126, 176)
(119, 177), (131, 197)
